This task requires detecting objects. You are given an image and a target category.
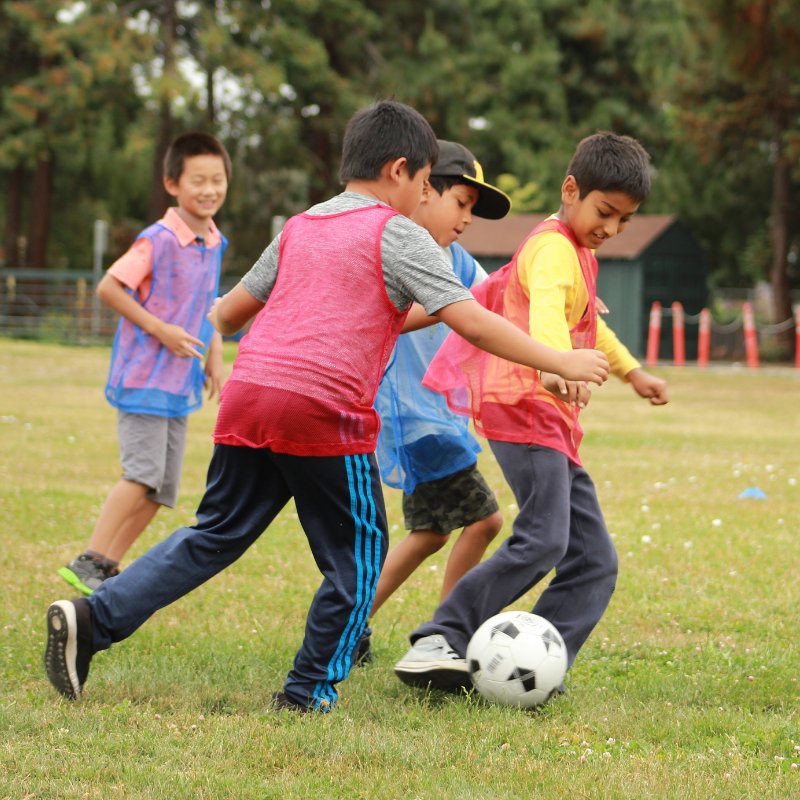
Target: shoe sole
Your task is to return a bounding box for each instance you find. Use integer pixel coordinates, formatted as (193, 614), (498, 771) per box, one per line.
(45, 601), (81, 700)
(57, 567), (95, 597)
(394, 662), (473, 693)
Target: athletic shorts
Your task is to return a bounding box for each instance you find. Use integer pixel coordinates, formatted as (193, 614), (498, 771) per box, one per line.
(402, 463), (499, 535)
(117, 411), (188, 507)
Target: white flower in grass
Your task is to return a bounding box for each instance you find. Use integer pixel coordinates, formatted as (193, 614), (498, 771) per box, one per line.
(641, 535), (652, 544)
(788, 478), (797, 486)
(712, 519), (722, 527)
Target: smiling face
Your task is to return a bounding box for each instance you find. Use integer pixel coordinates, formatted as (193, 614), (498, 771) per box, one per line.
(560, 175), (639, 249)
(164, 153), (229, 234)
(413, 182), (479, 246)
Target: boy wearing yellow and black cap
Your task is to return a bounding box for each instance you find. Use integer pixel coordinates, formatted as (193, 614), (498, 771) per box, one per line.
(358, 140), (512, 664)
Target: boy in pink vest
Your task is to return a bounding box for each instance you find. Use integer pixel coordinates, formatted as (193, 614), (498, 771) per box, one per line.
(57, 132), (230, 595)
(45, 102), (609, 713)
(395, 132), (669, 693)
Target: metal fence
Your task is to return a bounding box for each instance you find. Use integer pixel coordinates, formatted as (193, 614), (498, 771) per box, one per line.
(0, 269), (239, 345)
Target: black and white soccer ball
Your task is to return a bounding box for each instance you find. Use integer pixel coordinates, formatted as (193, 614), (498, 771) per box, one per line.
(467, 611), (567, 708)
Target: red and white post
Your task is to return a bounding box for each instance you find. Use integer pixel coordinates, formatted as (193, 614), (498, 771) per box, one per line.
(671, 301), (685, 366)
(646, 301), (662, 367)
(697, 308), (711, 367)
(742, 302), (759, 368)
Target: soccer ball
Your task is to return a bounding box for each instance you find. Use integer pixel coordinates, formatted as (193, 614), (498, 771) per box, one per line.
(467, 611), (567, 708)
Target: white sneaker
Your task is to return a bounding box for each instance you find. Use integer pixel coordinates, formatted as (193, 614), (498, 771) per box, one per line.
(394, 634), (472, 693)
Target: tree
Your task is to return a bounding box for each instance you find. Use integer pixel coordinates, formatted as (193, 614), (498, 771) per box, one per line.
(667, 0), (800, 322)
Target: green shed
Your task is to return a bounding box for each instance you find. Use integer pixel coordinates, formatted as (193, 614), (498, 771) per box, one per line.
(459, 214), (709, 359)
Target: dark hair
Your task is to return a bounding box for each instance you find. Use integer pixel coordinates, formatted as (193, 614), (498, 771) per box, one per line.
(339, 100), (438, 182)
(163, 132), (232, 182)
(427, 175), (464, 196)
(567, 132), (652, 202)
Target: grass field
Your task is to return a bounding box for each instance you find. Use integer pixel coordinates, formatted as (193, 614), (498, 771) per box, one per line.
(1, 339), (798, 799)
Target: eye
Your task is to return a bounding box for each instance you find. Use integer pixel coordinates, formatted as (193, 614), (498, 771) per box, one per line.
(598, 210), (611, 219)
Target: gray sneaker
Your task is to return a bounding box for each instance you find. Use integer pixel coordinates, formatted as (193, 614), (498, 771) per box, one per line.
(394, 634), (472, 693)
(58, 554), (118, 596)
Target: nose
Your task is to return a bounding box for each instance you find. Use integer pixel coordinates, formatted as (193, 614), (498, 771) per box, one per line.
(603, 218), (620, 237)
(463, 207), (474, 225)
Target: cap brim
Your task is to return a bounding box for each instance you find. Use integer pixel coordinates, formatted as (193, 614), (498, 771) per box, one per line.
(460, 176), (512, 220)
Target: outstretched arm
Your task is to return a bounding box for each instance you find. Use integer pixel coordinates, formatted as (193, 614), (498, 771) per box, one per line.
(208, 282), (265, 336)
(626, 367), (669, 405)
(436, 299), (609, 384)
(97, 273), (204, 359)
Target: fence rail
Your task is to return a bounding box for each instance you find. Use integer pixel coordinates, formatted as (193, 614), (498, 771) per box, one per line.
(0, 269), (238, 345)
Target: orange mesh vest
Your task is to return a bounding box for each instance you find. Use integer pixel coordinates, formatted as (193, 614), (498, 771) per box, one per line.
(214, 205), (408, 456)
(422, 218), (597, 465)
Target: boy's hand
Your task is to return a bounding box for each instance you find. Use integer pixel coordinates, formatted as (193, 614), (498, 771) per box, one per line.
(204, 358), (225, 400)
(627, 367), (669, 405)
(157, 322), (204, 359)
(559, 348), (609, 385)
(540, 373), (592, 408)
(204, 332), (225, 401)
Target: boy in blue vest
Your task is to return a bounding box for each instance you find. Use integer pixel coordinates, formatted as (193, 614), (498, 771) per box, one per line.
(44, 101), (609, 713)
(359, 141), (510, 664)
(57, 132), (230, 595)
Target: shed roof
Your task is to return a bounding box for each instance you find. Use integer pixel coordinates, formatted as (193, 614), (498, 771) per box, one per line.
(458, 213), (677, 260)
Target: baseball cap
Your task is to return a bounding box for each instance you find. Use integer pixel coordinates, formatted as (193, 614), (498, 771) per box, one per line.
(431, 139), (512, 220)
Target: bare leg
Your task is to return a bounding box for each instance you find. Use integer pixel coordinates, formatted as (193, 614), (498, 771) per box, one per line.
(369, 530), (448, 618)
(439, 510), (503, 601)
(87, 479), (160, 563)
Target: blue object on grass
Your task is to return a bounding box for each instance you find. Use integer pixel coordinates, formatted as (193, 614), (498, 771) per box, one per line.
(738, 487), (767, 499)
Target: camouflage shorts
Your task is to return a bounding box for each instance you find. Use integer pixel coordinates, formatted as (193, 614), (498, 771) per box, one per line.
(402, 463), (500, 535)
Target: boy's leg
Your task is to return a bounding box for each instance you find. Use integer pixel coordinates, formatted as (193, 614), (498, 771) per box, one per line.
(369, 530), (448, 618)
(88, 444), (291, 650)
(440, 510), (503, 600)
(402, 444), (571, 659)
(95, 414), (188, 562)
(87, 479), (159, 562)
(530, 467), (618, 668)
(277, 452), (388, 710)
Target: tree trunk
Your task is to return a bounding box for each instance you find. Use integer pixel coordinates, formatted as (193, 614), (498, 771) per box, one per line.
(3, 166), (24, 267)
(206, 65), (215, 125)
(27, 154), (54, 269)
(147, 0), (176, 223)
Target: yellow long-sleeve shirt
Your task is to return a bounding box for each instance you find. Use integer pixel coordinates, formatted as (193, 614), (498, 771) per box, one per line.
(516, 224), (640, 380)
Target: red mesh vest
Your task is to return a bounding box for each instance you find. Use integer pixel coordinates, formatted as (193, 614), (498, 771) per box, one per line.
(214, 204), (408, 456)
(422, 218), (597, 465)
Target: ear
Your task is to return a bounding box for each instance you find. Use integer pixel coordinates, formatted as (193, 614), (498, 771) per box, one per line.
(163, 175), (180, 198)
(561, 175), (579, 205)
(384, 156), (409, 184)
(418, 180), (433, 204)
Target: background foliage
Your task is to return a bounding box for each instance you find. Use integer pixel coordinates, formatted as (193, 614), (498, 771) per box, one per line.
(2, 0), (799, 312)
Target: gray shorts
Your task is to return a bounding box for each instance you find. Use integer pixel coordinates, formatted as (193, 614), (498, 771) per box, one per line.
(402, 463), (500, 535)
(117, 411), (188, 507)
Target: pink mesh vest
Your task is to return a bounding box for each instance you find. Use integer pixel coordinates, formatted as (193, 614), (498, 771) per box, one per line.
(214, 205), (408, 456)
(423, 218), (597, 465)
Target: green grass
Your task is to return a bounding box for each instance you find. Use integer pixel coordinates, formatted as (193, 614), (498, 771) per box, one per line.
(1, 339), (798, 799)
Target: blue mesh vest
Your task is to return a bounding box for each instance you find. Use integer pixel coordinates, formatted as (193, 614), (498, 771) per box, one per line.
(375, 242), (482, 493)
(105, 222), (226, 417)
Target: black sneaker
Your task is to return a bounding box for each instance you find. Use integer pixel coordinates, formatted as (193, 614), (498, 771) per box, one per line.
(58, 554), (118, 596)
(44, 598), (93, 700)
(354, 631), (373, 666)
(271, 691), (311, 714)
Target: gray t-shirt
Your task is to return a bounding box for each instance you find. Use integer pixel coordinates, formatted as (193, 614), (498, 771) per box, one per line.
(241, 192), (473, 315)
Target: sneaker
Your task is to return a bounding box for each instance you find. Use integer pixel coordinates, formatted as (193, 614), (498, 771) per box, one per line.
(354, 631), (373, 667)
(44, 598), (93, 700)
(394, 634), (472, 693)
(271, 691), (311, 714)
(57, 554), (119, 596)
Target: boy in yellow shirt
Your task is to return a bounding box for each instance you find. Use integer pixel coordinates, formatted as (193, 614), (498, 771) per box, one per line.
(396, 131), (668, 692)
